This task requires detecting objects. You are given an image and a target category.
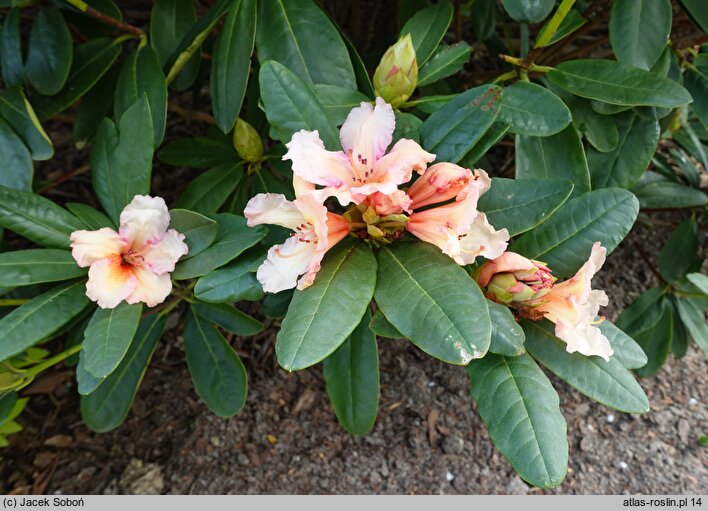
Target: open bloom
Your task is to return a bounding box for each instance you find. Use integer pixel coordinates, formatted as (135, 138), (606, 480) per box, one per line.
(283, 97), (435, 206)
(244, 193), (349, 293)
(477, 251), (555, 305)
(405, 167), (509, 264)
(70, 196), (188, 309)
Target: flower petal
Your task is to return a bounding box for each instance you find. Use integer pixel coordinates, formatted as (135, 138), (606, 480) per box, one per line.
(85, 255), (138, 309)
(545, 242), (607, 305)
(554, 320), (614, 362)
(244, 193), (304, 230)
(119, 195), (171, 249)
(458, 213), (510, 264)
(365, 190), (413, 216)
(340, 97), (395, 176)
(143, 229), (189, 274)
(407, 162), (471, 210)
(371, 138), (435, 187)
(70, 228), (125, 267)
(283, 130), (352, 189)
(257, 237), (316, 293)
(126, 266), (173, 307)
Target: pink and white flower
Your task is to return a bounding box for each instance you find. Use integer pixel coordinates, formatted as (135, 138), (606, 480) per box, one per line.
(244, 193), (350, 293)
(283, 97), (435, 206)
(70, 195), (188, 309)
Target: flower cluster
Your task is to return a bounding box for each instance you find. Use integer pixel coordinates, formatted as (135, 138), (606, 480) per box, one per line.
(475, 242), (614, 361)
(245, 98), (509, 293)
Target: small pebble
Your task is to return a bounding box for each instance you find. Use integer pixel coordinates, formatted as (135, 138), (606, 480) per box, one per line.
(427, 381), (436, 388)
(688, 397), (698, 406)
(607, 414), (615, 423)
(619, 461), (628, 470)
(445, 471), (455, 482)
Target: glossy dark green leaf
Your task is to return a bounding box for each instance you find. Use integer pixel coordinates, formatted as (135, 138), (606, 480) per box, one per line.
(375, 241), (491, 365)
(669, 297), (690, 359)
(539, 8), (587, 46)
(72, 65), (119, 149)
(469, 0), (496, 40)
(0, 117), (32, 191)
(276, 240), (376, 371)
(313, 84), (369, 127)
(501, 0), (554, 23)
(392, 111), (422, 144)
(589, 113), (659, 189)
(81, 314), (166, 432)
(368, 309), (404, 339)
(82, 303), (143, 379)
(598, 321), (648, 370)
(256, 0), (355, 87)
(158, 135), (238, 169)
(591, 100), (632, 116)
(515, 125), (590, 198)
(76, 351), (105, 396)
(676, 297), (708, 356)
(400, 1), (453, 66)
(468, 352), (567, 488)
(548, 60), (693, 108)
(66, 202), (114, 230)
(24, 7), (72, 95)
(417, 42), (472, 87)
(511, 189), (639, 279)
(259, 60), (339, 149)
(0, 249), (85, 287)
(193, 301), (263, 336)
(175, 163), (245, 214)
(168, 209), (218, 259)
(211, 0), (256, 133)
(150, 0), (200, 90)
(184, 306), (248, 417)
(459, 122), (510, 166)
(0, 10), (22, 88)
(679, 0), (708, 32)
(114, 46), (167, 145)
(91, 95), (154, 224)
(0, 87), (53, 160)
(324, 309), (379, 435)
(194, 250), (265, 303)
(0, 392), (17, 425)
(687, 273), (708, 295)
(478, 177), (574, 236)
(420, 84), (501, 163)
(173, 213), (266, 280)
(609, 0), (671, 70)
(523, 320), (649, 413)
(659, 217), (699, 283)
(499, 82), (571, 136)
(33, 38), (122, 121)
(684, 66), (708, 129)
(0, 185), (85, 249)
(262, 289), (293, 319)
(342, 32), (374, 98)
(631, 171), (708, 209)
(566, 96), (619, 153)
(488, 300), (525, 357)
(0, 282), (89, 362)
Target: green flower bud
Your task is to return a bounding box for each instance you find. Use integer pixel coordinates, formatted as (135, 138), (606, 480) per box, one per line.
(373, 34), (418, 108)
(233, 118), (263, 162)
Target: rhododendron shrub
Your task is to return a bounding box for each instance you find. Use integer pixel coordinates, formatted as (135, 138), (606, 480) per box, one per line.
(0, 0), (705, 489)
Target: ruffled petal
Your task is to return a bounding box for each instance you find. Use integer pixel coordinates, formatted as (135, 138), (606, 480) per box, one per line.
(256, 236), (317, 293)
(244, 193), (304, 230)
(476, 251), (540, 287)
(283, 130), (353, 189)
(85, 255), (138, 309)
(549, 242), (607, 303)
(119, 195), (171, 249)
(70, 228), (125, 267)
(554, 320), (614, 362)
(340, 97), (395, 177)
(457, 213), (510, 264)
(365, 190), (413, 216)
(142, 229), (189, 274)
(407, 162), (471, 210)
(370, 138), (435, 187)
(126, 267), (173, 307)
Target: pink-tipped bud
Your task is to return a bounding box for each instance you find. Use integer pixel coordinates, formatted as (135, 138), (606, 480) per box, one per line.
(476, 251), (555, 306)
(373, 34), (418, 108)
(406, 162), (473, 210)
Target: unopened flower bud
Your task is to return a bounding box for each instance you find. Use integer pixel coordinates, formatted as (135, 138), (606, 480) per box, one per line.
(476, 251), (555, 306)
(407, 163), (472, 210)
(373, 34), (418, 108)
(233, 118), (263, 162)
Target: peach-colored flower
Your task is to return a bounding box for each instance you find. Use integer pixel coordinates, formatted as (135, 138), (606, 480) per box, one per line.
(70, 195), (188, 309)
(406, 162), (472, 210)
(283, 97), (435, 206)
(477, 251), (555, 305)
(363, 189), (413, 216)
(244, 193), (349, 293)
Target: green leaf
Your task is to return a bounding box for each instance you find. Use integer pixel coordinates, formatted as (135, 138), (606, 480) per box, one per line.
(24, 7), (73, 96)
(66, 202), (114, 230)
(193, 301), (263, 336)
(342, 32), (374, 98)
(511, 188), (639, 278)
(375, 241), (491, 365)
(548, 60), (693, 108)
(114, 46), (167, 146)
(609, 0), (671, 71)
(515, 125), (590, 198)
(150, 0), (200, 91)
(72, 65), (120, 149)
(0, 86), (53, 160)
(478, 177), (574, 236)
(0, 117), (32, 191)
(523, 320), (649, 413)
(76, 352), (105, 396)
(81, 303), (143, 379)
(173, 213), (266, 280)
(313, 84), (369, 126)
(0, 249), (86, 287)
(539, 8), (587, 46)
(566, 96), (619, 153)
(194, 250), (265, 303)
(467, 352), (567, 488)
(420, 84), (502, 163)
(0, 185), (85, 249)
(0, 392), (17, 425)
(259, 60), (339, 149)
(81, 314), (166, 432)
(276, 239), (376, 371)
(0, 10), (23, 88)
(588, 113), (659, 190)
(658, 217), (699, 283)
(669, 296), (689, 359)
(368, 309), (404, 339)
(679, 0), (708, 32)
(158, 135), (238, 169)
(175, 162), (245, 214)
(91, 95), (154, 224)
(0, 282), (89, 362)
(184, 306), (248, 417)
(631, 171), (708, 209)
(676, 297), (708, 356)
(417, 42), (472, 87)
(168, 209), (218, 259)
(256, 0), (355, 88)
(459, 122), (510, 166)
(502, 0), (554, 22)
(211, 0), (256, 133)
(324, 309), (379, 435)
(392, 111), (423, 144)
(399, 1), (453, 66)
(687, 273), (708, 295)
(598, 321), (648, 370)
(262, 289), (293, 319)
(488, 300), (525, 357)
(591, 100), (632, 116)
(33, 38), (122, 121)
(498, 82), (571, 137)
